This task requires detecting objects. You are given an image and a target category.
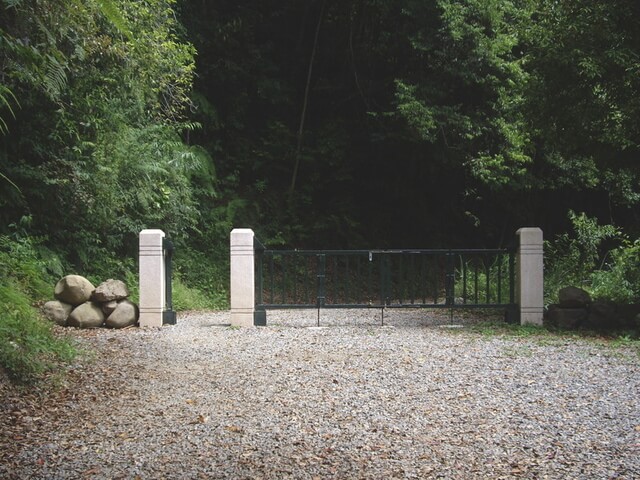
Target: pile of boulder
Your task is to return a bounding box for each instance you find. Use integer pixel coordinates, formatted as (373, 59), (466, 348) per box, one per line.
(545, 286), (640, 331)
(43, 275), (138, 329)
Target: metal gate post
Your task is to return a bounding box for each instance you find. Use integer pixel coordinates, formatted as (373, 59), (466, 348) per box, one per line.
(162, 237), (177, 325)
(254, 237), (267, 326)
(316, 254), (326, 326)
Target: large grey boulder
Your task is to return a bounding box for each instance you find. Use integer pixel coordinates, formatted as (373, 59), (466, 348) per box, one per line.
(92, 279), (129, 303)
(54, 275), (95, 306)
(67, 302), (105, 329)
(105, 300), (138, 329)
(558, 286), (592, 308)
(42, 300), (73, 326)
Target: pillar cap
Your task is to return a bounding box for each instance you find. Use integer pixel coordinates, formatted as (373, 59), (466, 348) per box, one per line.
(140, 229), (166, 236)
(516, 227), (543, 242)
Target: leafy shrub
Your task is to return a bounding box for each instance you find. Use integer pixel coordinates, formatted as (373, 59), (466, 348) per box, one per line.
(590, 239), (640, 303)
(544, 211), (620, 304)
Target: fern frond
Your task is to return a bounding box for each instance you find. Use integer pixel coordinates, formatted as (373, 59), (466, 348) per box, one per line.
(0, 85), (19, 135)
(3, 0), (23, 9)
(95, 0), (133, 40)
(43, 55), (67, 99)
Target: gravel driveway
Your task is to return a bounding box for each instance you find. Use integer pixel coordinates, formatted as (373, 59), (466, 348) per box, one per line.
(2, 309), (639, 479)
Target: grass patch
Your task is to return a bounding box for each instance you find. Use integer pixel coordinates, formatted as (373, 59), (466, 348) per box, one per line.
(172, 275), (225, 311)
(0, 236), (78, 385)
(458, 319), (640, 355)
(0, 280), (77, 385)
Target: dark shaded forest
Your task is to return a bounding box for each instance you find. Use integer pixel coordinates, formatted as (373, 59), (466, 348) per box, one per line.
(1, 0), (640, 306)
(177, 0), (640, 249)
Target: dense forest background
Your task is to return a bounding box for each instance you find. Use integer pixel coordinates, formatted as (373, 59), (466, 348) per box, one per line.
(1, 0), (640, 311)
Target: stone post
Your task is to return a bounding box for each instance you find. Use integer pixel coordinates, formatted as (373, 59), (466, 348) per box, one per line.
(516, 227), (544, 326)
(139, 229), (166, 327)
(230, 228), (256, 327)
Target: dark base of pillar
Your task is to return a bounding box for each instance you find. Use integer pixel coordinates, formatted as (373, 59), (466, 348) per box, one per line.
(254, 309), (267, 326)
(504, 306), (520, 324)
(163, 310), (177, 325)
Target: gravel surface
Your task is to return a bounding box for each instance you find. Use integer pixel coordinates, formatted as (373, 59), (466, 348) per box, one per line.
(1, 309), (640, 479)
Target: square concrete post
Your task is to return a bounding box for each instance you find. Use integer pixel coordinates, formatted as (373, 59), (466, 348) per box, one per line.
(516, 227), (544, 326)
(139, 229), (166, 327)
(230, 229), (256, 327)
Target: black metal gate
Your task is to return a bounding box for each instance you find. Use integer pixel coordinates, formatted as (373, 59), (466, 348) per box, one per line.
(254, 240), (517, 326)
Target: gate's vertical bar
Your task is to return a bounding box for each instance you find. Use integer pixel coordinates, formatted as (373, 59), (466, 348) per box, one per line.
(420, 254), (426, 304)
(356, 255), (362, 304)
(282, 255), (287, 304)
(431, 255), (440, 304)
(345, 255), (350, 304)
(398, 254), (404, 304)
(269, 255), (275, 305)
(474, 261), (479, 304)
(445, 251), (455, 307)
(497, 252), (503, 304)
(292, 254), (298, 304)
(462, 255), (468, 305)
(409, 254), (415, 304)
(335, 256), (339, 304)
(317, 254), (326, 326)
(367, 252), (373, 305)
(485, 255), (490, 304)
(304, 256), (310, 305)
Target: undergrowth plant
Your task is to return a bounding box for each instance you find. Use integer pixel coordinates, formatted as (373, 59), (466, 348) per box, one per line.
(0, 236), (77, 384)
(544, 211), (621, 304)
(589, 239), (640, 303)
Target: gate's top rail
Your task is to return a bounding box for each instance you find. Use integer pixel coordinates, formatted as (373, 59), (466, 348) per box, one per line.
(258, 248), (512, 255)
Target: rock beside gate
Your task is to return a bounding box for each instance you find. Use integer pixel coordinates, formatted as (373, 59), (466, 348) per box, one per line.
(545, 286), (640, 331)
(92, 279), (129, 303)
(105, 300), (138, 329)
(54, 275), (95, 306)
(558, 286), (592, 308)
(43, 275), (139, 329)
(42, 300), (73, 326)
(67, 302), (106, 329)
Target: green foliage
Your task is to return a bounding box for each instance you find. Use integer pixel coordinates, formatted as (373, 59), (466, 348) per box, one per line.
(0, 0), (201, 274)
(545, 211), (620, 302)
(590, 240), (640, 303)
(0, 236), (76, 384)
(171, 275), (221, 312)
(394, 0), (534, 187)
(174, 246), (229, 310)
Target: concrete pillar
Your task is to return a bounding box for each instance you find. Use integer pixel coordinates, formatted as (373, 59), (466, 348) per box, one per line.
(517, 227), (544, 326)
(139, 229), (166, 327)
(230, 228), (256, 327)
